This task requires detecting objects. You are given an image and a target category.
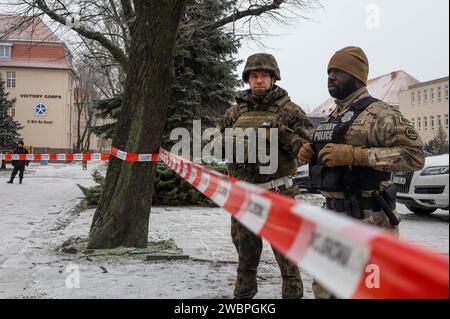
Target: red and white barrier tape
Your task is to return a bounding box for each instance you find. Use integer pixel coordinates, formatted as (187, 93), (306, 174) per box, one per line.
(159, 148), (449, 299)
(0, 153), (111, 161)
(110, 147), (159, 162)
(0, 147), (159, 162)
(3, 147), (448, 298)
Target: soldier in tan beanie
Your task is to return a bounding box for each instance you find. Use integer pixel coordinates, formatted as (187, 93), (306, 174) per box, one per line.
(298, 46), (425, 299)
(328, 46), (369, 84)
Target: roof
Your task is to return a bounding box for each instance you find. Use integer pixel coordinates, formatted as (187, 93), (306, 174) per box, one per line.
(309, 70), (420, 117)
(0, 15), (62, 43)
(0, 16), (72, 70)
(0, 43), (72, 70)
(408, 76), (449, 90)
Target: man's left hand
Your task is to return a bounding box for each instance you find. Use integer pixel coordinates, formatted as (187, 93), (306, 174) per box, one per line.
(318, 143), (368, 167)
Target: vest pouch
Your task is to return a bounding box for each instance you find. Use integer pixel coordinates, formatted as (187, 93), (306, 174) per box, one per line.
(321, 166), (343, 191)
(310, 164), (342, 191)
(310, 164), (323, 189)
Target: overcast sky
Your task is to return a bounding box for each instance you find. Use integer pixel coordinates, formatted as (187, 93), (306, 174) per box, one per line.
(235, 0), (449, 111)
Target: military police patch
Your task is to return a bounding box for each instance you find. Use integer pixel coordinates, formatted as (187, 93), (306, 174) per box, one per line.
(341, 111), (355, 123)
(405, 127), (418, 140)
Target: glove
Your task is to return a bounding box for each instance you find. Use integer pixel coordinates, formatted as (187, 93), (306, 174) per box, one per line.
(298, 143), (314, 165)
(318, 143), (368, 167)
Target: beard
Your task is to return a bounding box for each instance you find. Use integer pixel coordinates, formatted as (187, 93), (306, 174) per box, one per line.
(328, 79), (360, 100)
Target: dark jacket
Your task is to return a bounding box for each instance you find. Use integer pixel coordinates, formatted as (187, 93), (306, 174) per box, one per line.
(12, 146), (29, 167)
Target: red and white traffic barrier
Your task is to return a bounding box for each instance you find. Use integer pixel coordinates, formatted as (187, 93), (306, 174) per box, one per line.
(159, 148), (449, 299)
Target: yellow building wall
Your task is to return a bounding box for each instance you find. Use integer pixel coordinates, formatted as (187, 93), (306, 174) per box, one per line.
(399, 78), (449, 144)
(1, 67), (75, 150)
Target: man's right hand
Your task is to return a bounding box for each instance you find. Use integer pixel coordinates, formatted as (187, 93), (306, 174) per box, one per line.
(298, 143), (314, 165)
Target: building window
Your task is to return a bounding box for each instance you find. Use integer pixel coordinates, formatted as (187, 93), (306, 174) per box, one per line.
(6, 71), (16, 88)
(424, 89), (428, 104)
(446, 114), (449, 129)
(438, 87), (442, 102)
(418, 117), (421, 130)
(431, 116), (435, 130)
(7, 107), (15, 118)
(417, 91), (421, 104)
(0, 45), (12, 59)
(411, 118), (415, 128)
(431, 88), (435, 103)
(438, 115), (442, 127)
(424, 116), (428, 130)
(445, 85), (449, 101)
(411, 92), (415, 105)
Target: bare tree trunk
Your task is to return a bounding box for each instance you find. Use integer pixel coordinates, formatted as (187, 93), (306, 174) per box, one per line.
(87, 0), (187, 249)
(76, 104), (82, 152)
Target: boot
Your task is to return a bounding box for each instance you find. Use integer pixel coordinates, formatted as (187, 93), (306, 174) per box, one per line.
(7, 180), (13, 184)
(19, 178), (23, 184)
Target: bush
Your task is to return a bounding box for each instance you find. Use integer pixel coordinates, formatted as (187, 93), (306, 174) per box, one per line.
(153, 162), (228, 207)
(77, 170), (105, 206)
(424, 125), (449, 156)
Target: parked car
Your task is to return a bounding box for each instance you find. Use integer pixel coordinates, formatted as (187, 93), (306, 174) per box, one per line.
(392, 154), (449, 215)
(293, 164), (318, 192)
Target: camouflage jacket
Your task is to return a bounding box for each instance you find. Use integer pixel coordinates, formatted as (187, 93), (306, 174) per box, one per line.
(324, 87), (425, 198)
(218, 86), (315, 183)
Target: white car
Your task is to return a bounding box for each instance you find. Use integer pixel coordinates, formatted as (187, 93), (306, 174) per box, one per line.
(292, 164), (318, 192)
(393, 154), (449, 215)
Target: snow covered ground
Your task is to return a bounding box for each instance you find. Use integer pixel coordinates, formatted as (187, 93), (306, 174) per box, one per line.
(0, 162), (448, 299)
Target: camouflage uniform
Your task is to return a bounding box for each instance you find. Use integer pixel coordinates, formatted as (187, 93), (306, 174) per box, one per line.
(311, 86), (425, 299)
(219, 84), (315, 299)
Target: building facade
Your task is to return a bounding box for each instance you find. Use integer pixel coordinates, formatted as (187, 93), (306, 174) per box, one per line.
(0, 15), (99, 152)
(310, 70), (420, 117)
(399, 77), (449, 143)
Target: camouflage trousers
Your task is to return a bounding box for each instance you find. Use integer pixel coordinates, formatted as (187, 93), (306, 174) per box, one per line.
(312, 206), (400, 299)
(231, 185), (304, 299)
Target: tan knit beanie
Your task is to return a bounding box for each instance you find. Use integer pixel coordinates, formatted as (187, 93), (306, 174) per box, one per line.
(328, 46), (369, 85)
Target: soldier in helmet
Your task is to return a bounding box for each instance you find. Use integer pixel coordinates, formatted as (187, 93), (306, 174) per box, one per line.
(218, 53), (315, 299)
(297, 46), (425, 299)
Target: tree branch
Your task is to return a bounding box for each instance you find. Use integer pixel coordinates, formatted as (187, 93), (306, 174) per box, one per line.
(201, 0), (285, 30)
(120, 0), (134, 25)
(34, 0), (129, 70)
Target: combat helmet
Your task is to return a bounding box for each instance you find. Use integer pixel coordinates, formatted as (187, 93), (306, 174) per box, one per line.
(242, 53), (281, 82)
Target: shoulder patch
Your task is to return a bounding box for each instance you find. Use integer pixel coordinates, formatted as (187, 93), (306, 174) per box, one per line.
(397, 115), (411, 125)
(405, 127), (419, 140)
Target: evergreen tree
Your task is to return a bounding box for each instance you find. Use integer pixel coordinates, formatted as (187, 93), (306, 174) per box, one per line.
(0, 75), (22, 150)
(425, 125), (449, 155)
(92, 0), (241, 147)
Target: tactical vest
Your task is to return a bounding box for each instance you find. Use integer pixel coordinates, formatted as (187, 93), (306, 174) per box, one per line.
(231, 95), (297, 179)
(310, 96), (391, 193)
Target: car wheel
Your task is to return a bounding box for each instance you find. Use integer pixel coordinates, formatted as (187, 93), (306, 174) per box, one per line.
(406, 205), (437, 215)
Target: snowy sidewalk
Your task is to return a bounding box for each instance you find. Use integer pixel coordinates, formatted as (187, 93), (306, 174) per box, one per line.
(0, 162), (315, 298)
(0, 162), (448, 299)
